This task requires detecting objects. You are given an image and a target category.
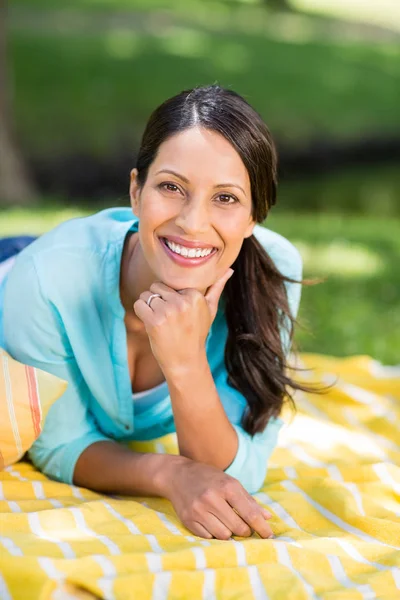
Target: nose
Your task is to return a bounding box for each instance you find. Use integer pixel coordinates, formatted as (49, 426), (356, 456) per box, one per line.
(174, 196), (210, 235)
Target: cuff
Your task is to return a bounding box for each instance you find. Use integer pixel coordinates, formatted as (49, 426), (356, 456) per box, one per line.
(224, 416), (284, 494)
(60, 432), (110, 484)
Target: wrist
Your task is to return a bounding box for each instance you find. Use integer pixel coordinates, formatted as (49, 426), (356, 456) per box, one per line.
(154, 454), (189, 499)
(162, 350), (209, 381)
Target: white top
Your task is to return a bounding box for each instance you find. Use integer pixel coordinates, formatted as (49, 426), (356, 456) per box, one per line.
(132, 379), (169, 413)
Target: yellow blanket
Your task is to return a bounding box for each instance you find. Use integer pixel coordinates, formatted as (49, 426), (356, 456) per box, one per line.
(1, 354), (400, 600)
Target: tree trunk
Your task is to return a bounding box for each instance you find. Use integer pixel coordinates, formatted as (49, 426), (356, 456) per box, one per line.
(0, 0), (37, 206)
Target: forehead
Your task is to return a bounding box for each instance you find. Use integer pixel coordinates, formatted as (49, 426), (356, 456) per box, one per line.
(150, 127), (250, 189)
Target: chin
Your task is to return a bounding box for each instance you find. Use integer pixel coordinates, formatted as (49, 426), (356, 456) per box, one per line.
(163, 273), (210, 292)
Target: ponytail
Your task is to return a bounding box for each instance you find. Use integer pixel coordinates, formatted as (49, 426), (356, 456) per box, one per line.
(223, 234), (319, 436)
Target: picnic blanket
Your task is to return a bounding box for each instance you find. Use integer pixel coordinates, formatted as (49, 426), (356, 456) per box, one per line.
(1, 353), (400, 600)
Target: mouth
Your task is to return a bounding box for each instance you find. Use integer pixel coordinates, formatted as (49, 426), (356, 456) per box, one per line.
(159, 237), (218, 267)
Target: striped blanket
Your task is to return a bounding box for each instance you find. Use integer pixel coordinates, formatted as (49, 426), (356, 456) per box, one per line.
(1, 353), (400, 600)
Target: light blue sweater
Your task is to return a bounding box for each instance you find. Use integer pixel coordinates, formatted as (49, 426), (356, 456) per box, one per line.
(0, 208), (302, 493)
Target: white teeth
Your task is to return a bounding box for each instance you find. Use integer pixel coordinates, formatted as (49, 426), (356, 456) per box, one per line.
(164, 239), (214, 258)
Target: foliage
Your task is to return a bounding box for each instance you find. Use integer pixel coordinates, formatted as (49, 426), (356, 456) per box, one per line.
(10, 5), (400, 156)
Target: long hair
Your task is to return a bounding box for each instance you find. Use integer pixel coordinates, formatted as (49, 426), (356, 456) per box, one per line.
(136, 84), (319, 435)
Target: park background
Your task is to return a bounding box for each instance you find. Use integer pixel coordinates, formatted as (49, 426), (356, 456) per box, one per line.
(1, 0), (399, 365)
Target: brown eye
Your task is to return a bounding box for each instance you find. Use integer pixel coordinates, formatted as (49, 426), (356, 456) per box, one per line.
(217, 194), (238, 205)
(160, 182), (180, 193)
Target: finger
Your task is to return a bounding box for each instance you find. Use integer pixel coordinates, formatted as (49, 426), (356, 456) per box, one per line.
(210, 499), (252, 538)
(133, 298), (158, 322)
(200, 512), (233, 541)
(204, 269), (234, 316)
(149, 281), (180, 301)
(139, 291), (166, 311)
(229, 491), (274, 539)
(191, 521), (213, 539)
(254, 500), (272, 520)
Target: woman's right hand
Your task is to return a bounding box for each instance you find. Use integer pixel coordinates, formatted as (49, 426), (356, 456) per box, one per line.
(162, 457), (274, 540)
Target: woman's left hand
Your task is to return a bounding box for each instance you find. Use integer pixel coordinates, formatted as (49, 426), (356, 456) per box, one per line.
(133, 268), (234, 373)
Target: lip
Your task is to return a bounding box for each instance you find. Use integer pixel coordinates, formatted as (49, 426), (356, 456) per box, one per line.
(159, 237), (218, 267)
(161, 235), (216, 250)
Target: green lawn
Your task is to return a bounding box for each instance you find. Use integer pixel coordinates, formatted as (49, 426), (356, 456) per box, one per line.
(2, 206), (398, 365)
(10, 3), (400, 157)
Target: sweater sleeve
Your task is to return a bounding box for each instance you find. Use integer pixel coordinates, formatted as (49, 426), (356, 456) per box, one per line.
(218, 229), (303, 493)
(2, 254), (110, 484)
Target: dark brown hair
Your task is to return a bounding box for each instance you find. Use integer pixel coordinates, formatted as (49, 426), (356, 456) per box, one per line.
(136, 84), (318, 435)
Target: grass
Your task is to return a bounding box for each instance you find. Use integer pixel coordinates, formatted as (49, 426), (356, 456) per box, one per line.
(2, 206), (399, 365)
(9, 3), (400, 157)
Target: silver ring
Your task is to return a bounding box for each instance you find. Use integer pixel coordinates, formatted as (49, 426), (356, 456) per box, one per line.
(146, 293), (162, 308)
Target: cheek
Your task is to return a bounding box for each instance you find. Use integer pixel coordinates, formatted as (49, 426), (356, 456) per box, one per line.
(143, 193), (177, 227)
(217, 213), (251, 245)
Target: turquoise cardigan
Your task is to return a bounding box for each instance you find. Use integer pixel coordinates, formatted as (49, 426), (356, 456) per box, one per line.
(0, 208), (302, 493)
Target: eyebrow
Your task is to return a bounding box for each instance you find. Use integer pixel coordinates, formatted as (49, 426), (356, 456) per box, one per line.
(155, 169), (247, 197)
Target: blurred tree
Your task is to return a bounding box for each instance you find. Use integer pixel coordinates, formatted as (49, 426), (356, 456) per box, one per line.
(0, 0), (36, 205)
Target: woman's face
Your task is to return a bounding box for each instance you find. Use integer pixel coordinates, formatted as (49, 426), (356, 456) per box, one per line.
(130, 126), (255, 292)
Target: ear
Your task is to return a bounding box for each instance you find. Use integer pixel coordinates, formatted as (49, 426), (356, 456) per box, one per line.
(129, 168), (141, 217)
(243, 216), (256, 239)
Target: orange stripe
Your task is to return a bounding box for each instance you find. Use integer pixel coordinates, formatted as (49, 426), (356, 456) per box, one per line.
(25, 365), (41, 437)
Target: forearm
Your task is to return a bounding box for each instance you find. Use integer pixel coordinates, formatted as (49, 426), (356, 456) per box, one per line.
(73, 440), (187, 497)
(164, 354), (238, 470)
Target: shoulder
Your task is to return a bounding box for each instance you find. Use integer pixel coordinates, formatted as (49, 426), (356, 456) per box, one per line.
(253, 223), (303, 280)
(21, 207), (135, 258)
(4, 207), (136, 312)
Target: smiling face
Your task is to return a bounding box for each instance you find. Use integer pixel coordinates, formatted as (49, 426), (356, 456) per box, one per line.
(129, 126), (255, 292)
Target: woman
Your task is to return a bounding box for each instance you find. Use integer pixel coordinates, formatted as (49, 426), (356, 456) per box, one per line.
(0, 85), (305, 541)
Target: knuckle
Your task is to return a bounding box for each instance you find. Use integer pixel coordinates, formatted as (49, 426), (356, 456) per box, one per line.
(192, 292), (204, 306)
(200, 487), (216, 504)
(221, 478), (238, 496)
(190, 498), (204, 516)
(246, 510), (260, 524)
(176, 298), (187, 312)
(180, 297), (192, 311)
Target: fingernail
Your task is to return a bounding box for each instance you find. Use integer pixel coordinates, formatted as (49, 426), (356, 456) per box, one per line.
(268, 534), (275, 539)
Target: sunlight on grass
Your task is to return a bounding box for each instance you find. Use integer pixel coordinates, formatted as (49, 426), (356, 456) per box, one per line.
(104, 31), (143, 59)
(291, 0), (400, 33)
(294, 240), (385, 278)
(0, 208), (92, 236)
(159, 27), (209, 58)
